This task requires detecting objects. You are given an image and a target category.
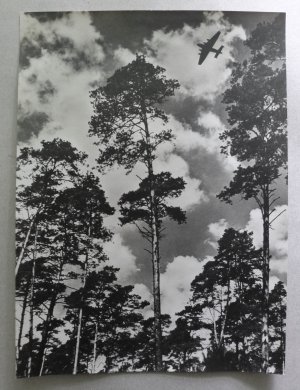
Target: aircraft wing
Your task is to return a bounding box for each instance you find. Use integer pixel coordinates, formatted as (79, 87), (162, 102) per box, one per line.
(197, 31), (222, 65)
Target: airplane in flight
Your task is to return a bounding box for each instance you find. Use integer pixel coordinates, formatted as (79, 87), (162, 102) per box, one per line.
(197, 31), (224, 65)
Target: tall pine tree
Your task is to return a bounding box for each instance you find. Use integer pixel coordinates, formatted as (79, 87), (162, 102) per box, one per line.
(89, 54), (185, 371)
(217, 14), (287, 371)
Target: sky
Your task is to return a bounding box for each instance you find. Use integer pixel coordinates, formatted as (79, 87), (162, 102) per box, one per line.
(17, 11), (287, 324)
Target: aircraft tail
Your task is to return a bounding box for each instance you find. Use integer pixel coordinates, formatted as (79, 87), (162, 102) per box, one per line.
(214, 45), (224, 58)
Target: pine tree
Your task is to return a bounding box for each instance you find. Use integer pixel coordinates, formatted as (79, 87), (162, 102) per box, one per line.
(89, 54), (184, 371)
(64, 267), (149, 373)
(269, 281), (286, 373)
(190, 228), (262, 371)
(217, 14), (287, 371)
(165, 315), (202, 372)
(16, 138), (86, 276)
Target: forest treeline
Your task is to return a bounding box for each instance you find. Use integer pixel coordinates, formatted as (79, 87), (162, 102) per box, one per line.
(15, 15), (287, 376)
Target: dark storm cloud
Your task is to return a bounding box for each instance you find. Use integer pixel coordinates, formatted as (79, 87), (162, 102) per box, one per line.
(121, 193), (256, 289)
(163, 95), (211, 128)
(90, 11), (206, 52)
(226, 12), (278, 33)
(26, 11), (71, 23)
(17, 111), (49, 143)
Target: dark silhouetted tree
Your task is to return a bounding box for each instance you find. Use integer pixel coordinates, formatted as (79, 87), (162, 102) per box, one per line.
(133, 314), (171, 372)
(269, 281), (286, 373)
(16, 138), (86, 276)
(89, 54), (185, 371)
(190, 228), (262, 371)
(165, 315), (203, 372)
(217, 14), (287, 371)
(65, 267), (149, 373)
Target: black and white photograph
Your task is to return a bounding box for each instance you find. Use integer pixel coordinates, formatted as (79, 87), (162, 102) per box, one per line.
(15, 11), (287, 377)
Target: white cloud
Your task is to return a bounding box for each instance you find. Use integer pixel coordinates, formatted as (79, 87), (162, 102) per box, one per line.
(205, 205), (287, 282)
(154, 153), (208, 210)
(161, 255), (211, 324)
(103, 233), (140, 284)
(113, 46), (136, 67)
(269, 275), (282, 291)
(132, 283), (153, 319)
(198, 111), (223, 129)
(144, 12), (246, 100)
(20, 13), (105, 66)
(155, 113), (238, 176)
(18, 13), (106, 166)
(19, 12), (209, 214)
(206, 218), (229, 250)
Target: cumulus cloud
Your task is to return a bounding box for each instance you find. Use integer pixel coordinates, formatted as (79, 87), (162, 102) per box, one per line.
(154, 153), (208, 210)
(17, 11), (249, 291)
(19, 12), (209, 215)
(205, 218), (229, 250)
(113, 46), (136, 67)
(103, 233), (140, 284)
(164, 113), (239, 173)
(20, 12), (105, 69)
(18, 12), (106, 149)
(132, 283), (153, 319)
(160, 255), (211, 324)
(144, 11), (246, 100)
(205, 205), (287, 283)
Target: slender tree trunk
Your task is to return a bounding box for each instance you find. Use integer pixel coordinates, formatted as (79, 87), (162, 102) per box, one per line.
(261, 187), (270, 372)
(37, 254), (64, 375)
(73, 307), (83, 375)
(280, 302), (285, 373)
(39, 349), (47, 376)
(182, 350), (187, 372)
(73, 245), (90, 375)
(15, 215), (37, 277)
(242, 337), (246, 371)
(105, 354), (111, 373)
(92, 322), (98, 373)
(151, 220), (162, 371)
(37, 294), (57, 375)
(27, 225), (38, 377)
(142, 107), (163, 372)
(219, 271), (231, 349)
(235, 341), (240, 371)
(16, 278), (30, 368)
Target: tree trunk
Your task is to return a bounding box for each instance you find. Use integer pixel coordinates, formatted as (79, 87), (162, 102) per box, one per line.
(16, 278), (30, 368)
(261, 187), (270, 372)
(142, 105), (163, 372)
(27, 225), (38, 377)
(92, 322), (98, 373)
(39, 350), (47, 376)
(105, 354), (111, 373)
(37, 254), (64, 375)
(235, 341), (240, 371)
(219, 268), (231, 349)
(37, 294), (57, 375)
(151, 212), (162, 372)
(280, 301), (285, 373)
(73, 308), (83, 375)
(73, 247), (89, 375)
(15, 215), (37, 277)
